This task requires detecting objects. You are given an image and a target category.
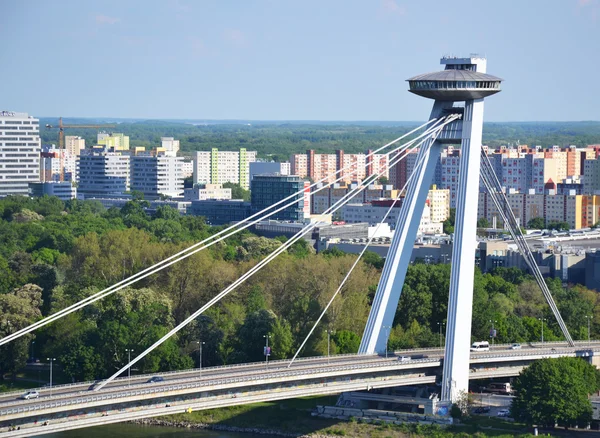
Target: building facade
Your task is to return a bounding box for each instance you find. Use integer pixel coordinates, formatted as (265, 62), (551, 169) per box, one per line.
(249, 161), (291, 181)
(193, 148), (257, 189)
(183, 184), (232, 201)
(97, 132), (130, 150)
(251, 174), (306, 221)
(78, 147), (130, 198)
(0, 111), (41, 197)
(160, 137), (180, 157)
(65, 136), (85, 156)
(40, 145), (77, 182)
(187, 199), (251, 225)
(130, 150), (184, 199)
(29, 181), (76, 201)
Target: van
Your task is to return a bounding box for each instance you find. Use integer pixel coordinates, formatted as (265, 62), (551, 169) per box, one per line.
(470, 341), (490, 352)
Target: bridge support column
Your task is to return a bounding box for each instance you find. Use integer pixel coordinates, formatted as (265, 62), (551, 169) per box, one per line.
(441, 98), (485, 402)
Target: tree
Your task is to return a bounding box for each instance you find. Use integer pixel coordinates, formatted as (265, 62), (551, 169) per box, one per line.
(222, 182), (250, 201)
(547, 221), (570, 231)
(477, 217), (490, 228)
(270, 319), (294, 359)
(511, 357), (600, 427)
(378, 176), (389, 185)
(527, 217), (545, 229)
(332, 330), (360, 354)
(443, 208), (456, 234)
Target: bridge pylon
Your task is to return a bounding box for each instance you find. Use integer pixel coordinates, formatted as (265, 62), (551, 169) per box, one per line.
(358, 56), (502, 403)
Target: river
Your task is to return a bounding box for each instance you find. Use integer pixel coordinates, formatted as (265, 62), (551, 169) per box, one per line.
(44, 423), (264, 438)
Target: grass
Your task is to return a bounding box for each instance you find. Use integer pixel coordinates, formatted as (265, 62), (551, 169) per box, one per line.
(162, 396), (535, 437)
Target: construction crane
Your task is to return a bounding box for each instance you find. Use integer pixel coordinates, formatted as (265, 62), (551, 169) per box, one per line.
(45, 117), (115, 182)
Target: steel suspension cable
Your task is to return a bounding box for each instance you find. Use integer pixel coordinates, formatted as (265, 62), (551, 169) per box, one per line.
(479, 149), (574, 345)
(0, 119), (449, 347)
(94, 120), (455, 391)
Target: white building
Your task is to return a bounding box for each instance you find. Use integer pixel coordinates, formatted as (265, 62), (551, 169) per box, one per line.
(0, 111), (41, 197)
(249, 161), (291, 181)
(193, 148), (257, 189)
(183, 184), (232, 201)
(29, 181), (76, 201)
(181, 160), (194, 178)
(130, 151), (184, 199)
(65, 136), (85, 156)
(161, 137), (180, 157)
(78, 147), (130, 198)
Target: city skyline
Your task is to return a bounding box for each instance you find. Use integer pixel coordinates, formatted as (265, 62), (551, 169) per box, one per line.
(2, 0), (599, 122)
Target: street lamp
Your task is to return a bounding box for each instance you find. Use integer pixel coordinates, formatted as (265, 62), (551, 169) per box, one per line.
(263, 334), (271, 369)
(30, 340), (35, 362)
(326, 329), (333, 364)
(125, 349), (134, 387)
(437, 322), (445, 349)
(538, 317), (546, 344)
(585, 315), (593, 346)
(196, 341), (205, 376)
(489, 320), (497, 347)
(383, 325), (392, 359)
(46, 358), (56, 396)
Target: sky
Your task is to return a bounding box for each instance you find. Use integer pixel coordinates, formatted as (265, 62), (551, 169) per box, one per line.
(1, 0), (599, 122)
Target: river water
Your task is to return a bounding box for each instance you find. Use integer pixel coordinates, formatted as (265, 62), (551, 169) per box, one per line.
(44, 423), (263, 438)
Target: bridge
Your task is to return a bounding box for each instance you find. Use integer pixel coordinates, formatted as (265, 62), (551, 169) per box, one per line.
(1, 342), (599, 436)
(0, 55), (586, 435)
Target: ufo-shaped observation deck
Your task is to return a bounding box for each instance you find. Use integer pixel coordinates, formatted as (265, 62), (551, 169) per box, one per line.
(407, 70), (502, 101)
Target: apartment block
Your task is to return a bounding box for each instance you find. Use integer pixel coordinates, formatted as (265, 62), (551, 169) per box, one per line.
(249, 161), (291, 181)
(251, 174), (306, 221)
(97, 132), (130, 150)
(40, 145), (77, 182)
(130, 149), (184, 199)
(65, 136), (85, 156)
(0, 111), (41, 197)
(193, 148), (257, 189)
(29, 181), (76, 201)
(160, 137), (180, 157)
(183, 184), (231, 201)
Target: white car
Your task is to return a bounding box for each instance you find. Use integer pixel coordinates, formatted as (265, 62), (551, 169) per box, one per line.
(497, 409), (510, 417)
(509, 343), (522, 350)
(20, 391), (39, 400)
(397, 356), (411, 362)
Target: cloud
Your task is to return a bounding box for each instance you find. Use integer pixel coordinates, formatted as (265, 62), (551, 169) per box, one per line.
(380, 0), (406, 17)
(223, 28), (248, 47)
(95, 14), (120, 25)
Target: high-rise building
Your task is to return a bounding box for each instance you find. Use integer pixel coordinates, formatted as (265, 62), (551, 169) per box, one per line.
(160, 137), (180, 157)
(78, 147), (130, 198)
(65, 136), (85, 156)
(97, 132), (130, 150)
(0, 111), (41, 197)
(584, 159), (600, 194)
(29, 181), (76, 201)
(249, 161), (291, 181)
(130, 149), (184, 199)
(193, 148), (257, 189)
(251, 174), (305, 221)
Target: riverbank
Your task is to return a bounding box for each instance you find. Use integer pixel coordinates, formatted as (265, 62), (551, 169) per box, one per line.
(136, 397), (535, 438)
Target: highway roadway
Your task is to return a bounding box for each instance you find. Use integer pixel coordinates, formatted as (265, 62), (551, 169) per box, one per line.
(0, 340), (595, 408)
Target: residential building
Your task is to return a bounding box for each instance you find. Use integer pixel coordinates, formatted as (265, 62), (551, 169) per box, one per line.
(0, 111), (41, 197)
(311, 183), (400, 215)
(181, 160), (194, 178)
(78, 147), (130, 198)
(193, 148), (257, 189)
(426, 185), (451, 223)
(29, 181), (76, 201)
(183, 184), (232, 201)
(290, 149), (389, 184)
(130, 149), (184, 199)
(65, 136), (85, 156)
(160, 137), (180, 157)
(97, 132), (129, 150)
(188, 199), (251, 225)
(249, 161), (291, 181)
(584, 159), (600, 194)
(40, 144), (77, 182)
(251, 174), (306, 221)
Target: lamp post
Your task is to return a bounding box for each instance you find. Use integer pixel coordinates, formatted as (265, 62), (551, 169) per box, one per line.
(263, 334), (270, 369)
(326, 329), (333, 364)
(47, 358), (56, 396)
(30, 340), (35, 362)
(125, 349), (134, 387)
(383, 325), (392, 359)
(489, 320), (497, 347)
(196, 341), (205, 376)
(538, 317), (546, 344)
(585, 315), (592, 346)
(437, 322), (445, 349)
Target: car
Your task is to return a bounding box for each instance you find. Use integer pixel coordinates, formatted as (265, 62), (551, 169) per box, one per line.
(497, 409), (510, 417)
(19, 391), (39, 400)
(397, 356), (411, 362)
(509, 343), (522, 350)
(146, 376), (164, 384)
(473, 406), (491, 414)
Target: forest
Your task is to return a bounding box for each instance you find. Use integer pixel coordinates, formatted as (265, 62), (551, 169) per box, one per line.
(0, 195), (599, 384)
(39, 119), (600, 161)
